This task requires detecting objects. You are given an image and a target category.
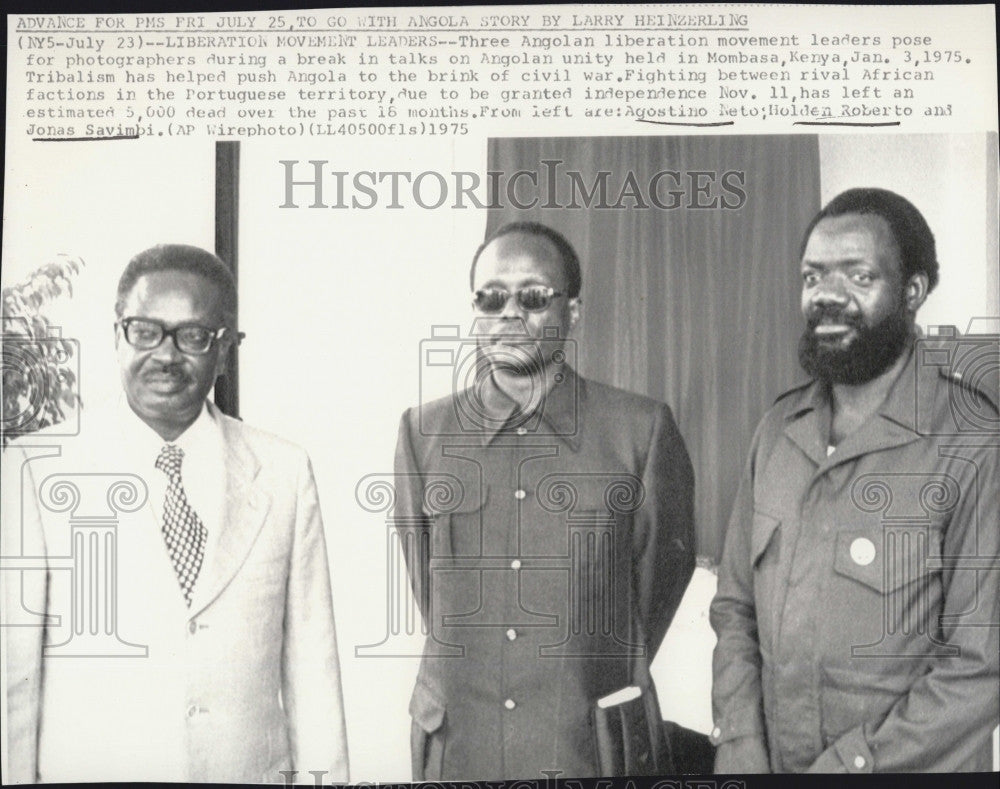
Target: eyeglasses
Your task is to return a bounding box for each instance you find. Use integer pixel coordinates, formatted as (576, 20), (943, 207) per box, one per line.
(472, 286), (566, 314)
(117, 317), (238, 355)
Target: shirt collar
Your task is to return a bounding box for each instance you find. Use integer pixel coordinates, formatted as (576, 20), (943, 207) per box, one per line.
(117, 397), (221, 463)
(781, 341), (923, 466)
(471, 364), (582, 450)
(784, 340), (920, 432)
(875, 342), (921, 432)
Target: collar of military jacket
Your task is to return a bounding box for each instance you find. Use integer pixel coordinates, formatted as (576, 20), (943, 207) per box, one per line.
(780, 341), (924, 467)
(467, 364), (582, 451)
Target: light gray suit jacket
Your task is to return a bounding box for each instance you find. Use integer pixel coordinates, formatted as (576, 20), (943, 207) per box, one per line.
(1, 402), (348, 783)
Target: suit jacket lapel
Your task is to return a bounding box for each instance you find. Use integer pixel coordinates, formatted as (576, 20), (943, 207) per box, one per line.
(189, 413), (271, 617)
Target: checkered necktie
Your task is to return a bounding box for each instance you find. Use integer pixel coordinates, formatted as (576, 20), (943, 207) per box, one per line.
(155, 444), (207, 606)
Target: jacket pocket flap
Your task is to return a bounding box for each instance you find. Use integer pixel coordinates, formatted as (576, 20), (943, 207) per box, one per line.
(421, 479), (487, 517)
(536, 474), (645, 515)
(409, 682), (446, 733)
(750, 510), (780, 566)
(832, 529), (941, 592)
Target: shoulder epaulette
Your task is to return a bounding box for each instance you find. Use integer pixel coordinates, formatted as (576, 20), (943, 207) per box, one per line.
(938, 367), (1000, 414)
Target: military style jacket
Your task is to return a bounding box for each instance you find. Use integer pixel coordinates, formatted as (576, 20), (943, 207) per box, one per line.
(710, 341), (1000, 772)
(393, 366), (695, 780)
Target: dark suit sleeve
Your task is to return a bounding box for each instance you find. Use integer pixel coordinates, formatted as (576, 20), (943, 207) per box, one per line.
(393, 409), (432, 619)
(635, 403), (696, 659)
(708, 422), (771, 771)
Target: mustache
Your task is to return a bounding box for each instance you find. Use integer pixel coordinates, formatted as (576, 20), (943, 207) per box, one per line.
(141, 363), (189, 378)
(804, 305), (865, 330)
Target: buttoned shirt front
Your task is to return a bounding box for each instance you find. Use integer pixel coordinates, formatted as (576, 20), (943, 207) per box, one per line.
(395, 366), (695, 780)
(710, 343), (1000, 772)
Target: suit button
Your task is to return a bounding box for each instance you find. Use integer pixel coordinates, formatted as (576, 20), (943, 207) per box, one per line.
(188, 621), (197, 635)
(510, 559), (522, 570)
(506, 628), (517, 641)
(187, 704), (198, 718)
(514, 489), (526, 500)
(515, 427), (528, 436)
(504, 699), (516, 710)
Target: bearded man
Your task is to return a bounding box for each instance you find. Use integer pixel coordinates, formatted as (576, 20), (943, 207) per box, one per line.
(709, 188), (999, 773)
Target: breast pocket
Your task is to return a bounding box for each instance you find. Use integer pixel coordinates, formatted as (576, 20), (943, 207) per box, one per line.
(423, 485), (488, 621)
(531, 474), (641, 543)
(831, 527), (942, 599)
(829, 526), (949, 658)
(423, 482), (487, 558)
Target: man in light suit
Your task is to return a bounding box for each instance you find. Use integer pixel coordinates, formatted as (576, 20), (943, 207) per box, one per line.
(394, 222), (696, 779)
(1, 244), (348, 783)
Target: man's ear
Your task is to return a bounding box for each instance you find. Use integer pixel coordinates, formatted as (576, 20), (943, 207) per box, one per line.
(213, 336), (234, 378)
(905, 272), (929, 312)
(568, 297), (582, 330)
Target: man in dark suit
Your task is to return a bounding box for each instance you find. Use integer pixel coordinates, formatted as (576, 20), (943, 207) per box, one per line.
(394, 222), (696, 779)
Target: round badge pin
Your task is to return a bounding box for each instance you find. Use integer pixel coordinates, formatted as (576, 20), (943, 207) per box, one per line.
(850, 537), (877, 566)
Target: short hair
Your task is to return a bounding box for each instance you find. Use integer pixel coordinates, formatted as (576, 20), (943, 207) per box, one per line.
(801, 187), (939, 293)
(115, 244), (237, 325)
(470, 221), (582, 298)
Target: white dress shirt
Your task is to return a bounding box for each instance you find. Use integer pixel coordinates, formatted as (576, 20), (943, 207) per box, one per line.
(117, 397), (226, 597)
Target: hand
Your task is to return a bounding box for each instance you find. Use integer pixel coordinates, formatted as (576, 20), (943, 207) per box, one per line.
(714, 736), (771, 773)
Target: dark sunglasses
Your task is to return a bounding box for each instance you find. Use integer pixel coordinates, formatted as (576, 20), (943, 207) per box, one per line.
(117, 317), (240, 355)
(473, 286), (566, 314)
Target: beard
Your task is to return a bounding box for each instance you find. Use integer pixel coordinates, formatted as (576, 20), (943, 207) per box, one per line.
(798, 300), (912, 385)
